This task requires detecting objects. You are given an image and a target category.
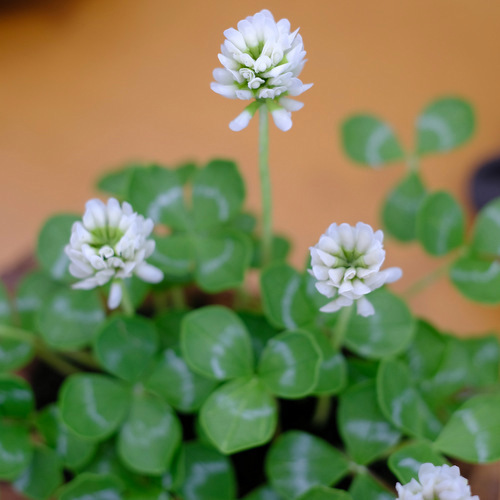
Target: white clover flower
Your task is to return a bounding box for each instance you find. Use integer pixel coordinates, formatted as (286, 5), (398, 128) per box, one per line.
(396, 463), (479, 500)
(309, 222), (402, 317)
(65, 198), (164, 309)
(211, 9), (312, 132)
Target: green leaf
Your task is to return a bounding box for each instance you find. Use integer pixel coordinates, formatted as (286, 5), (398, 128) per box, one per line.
(59, 374), (130, 440)
(419, 336), (470, 409)
(471, 198), (500, 257)
(97, 163), (137, 197)
(462, 335), (500, 387)
(382, 172), (427, 242)
(38, 288), (105, 350)
(349, 474), (394, 500)
(0, 375), (34, 419)
(416, 191), (465, 255)
(0, 421), (32, 480)
(194, 230), (252, 292)
(175, 161), (197, 184)
(388, 441), (447, 484)
(37, 214), (79, 282)
(15, 271), (59, 331)
(377, 359), (442, 440)
(239, 313), (278, 361)
(13, 446), (62, 500)
(36, 405), (97, 470)
(344, 289), (415, 359)
(341, 115), (404, 167)
(0, 280), (12, 325)
(129, 165), (188, 229)
(58, 473), (123, 500)
(155, 310), (187, 350)
(118, 393), (182, 475)
(266, 431), (350, 499)
(416, 97), (475, 155)
(178, 442), (236, 500)
(261, 264), (315, 330)
(434, 394), (500, 463)
(243, 484), (284, 500)
(192, 159), (245, 229)
(181, 306), (254, 381)
(338, 380), (401, 465)
(297, 487), (353, 500)
(94, 315), (159, 383)
(146, 347), (218, 413)
(403, 321), (447, 382)
(258, 330), (322, 399)
(0, 337), (34, 373)
(308, 329), (346, 396)
(450, 256), (500, 303)
(150, 234), (195, 280)
(200, 377), (277, 454)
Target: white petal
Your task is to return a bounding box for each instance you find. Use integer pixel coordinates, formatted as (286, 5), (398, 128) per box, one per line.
(351, 279), (371, 296)
(288, 82), (313, 97)
(315, 248), (336, 267)
(108, 281), (123, 310)
(279, 97), (304, 112)
(338, 223), (355, 251)
(210, 82), (237, 99)
(356, 297), (375, 317)
(213, 68), (235, 85)
(311, 265), (329, 281)
(318, 235), (341, 255)
(315, 281), (336, 298)
(355, 223), (375, 253)
(83, 199), (106, 229)
(235, 89), (253, 100)
(320, 296), (353, 313)
(271, 108), (292, 131)
(237, 19), (259, 47)
(382, 267), (403, 284)
(229, 109), (253, 131)
(135, 262), (164, 283)
(223, 27), (247, 51)
(328, 267), (345, 285)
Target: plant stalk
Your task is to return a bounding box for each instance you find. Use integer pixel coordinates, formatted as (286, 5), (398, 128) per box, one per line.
(331, 304), (353, 350)
(120, 281), (135, 316)
(258, 106), (273, 268)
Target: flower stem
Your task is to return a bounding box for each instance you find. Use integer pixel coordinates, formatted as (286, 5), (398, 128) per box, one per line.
(120, 281), (135, 316)
(170, 287), (186, 309)
(0, 324), (80, 376)
(63, 350), (100, 370)
(331, 305), (353, 350)
(312, 395), (332, 428)
(401, 261), (450, 300)
(258, 106), (273, 268)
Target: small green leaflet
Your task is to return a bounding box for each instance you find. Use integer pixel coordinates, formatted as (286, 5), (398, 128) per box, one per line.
(0, 421), (32, 480)
(349, 474), (394, 500)
(416, 191), (465, 255)
(0, 375), (34, 419)
(200, 377), (277, 454)
(434, 394), (500, 463)
(257, 330), (322, 399)
(338, 380), (401, 465)
(266, 431), (350, 499)
(341, 114), (404, 167)
(344, 289), (415, 359)
(471, 197), (500, 257)
(36, 214), (79, 283)
(58, 473), (123, 500)
(382, 171), (427, 242)
(415, 97), (475, 155)
(181, 306), (254, 381)
(261, 264), (315, 330)
(388, 442), (447, 484)
(192, 159), (245, 229)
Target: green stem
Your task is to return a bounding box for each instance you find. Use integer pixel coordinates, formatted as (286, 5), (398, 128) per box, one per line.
(258, 106), (273, 268)
(34, 340), (80, 375)
(331, 305), (353, 350)
(0, 324), (81, 375)
(63, 350), (100, 370)
(170, 287), (186, 309)
(120, 281), (135, 316)
(401, 261), (450, 300)
(312, 395), (332, 428)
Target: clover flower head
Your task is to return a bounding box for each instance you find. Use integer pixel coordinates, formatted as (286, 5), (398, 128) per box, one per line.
(211, 9), (312, 132)
(65, 198), (164, 309)
(396, 463), (479, 500)
(309, 222), (402, 317)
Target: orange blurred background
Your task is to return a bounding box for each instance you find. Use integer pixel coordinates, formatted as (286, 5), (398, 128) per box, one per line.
(1, 0), (500, 335)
